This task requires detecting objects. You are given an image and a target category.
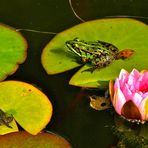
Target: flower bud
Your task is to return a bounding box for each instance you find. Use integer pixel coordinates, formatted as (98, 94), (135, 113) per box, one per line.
(110, 69), (148, 122)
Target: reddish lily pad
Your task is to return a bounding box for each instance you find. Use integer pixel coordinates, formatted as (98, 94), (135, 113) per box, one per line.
(0, 81), (53, 135)
(0, 131), (72, 148)
(0, 24), (27, 81)
(41, 18), (148, 88)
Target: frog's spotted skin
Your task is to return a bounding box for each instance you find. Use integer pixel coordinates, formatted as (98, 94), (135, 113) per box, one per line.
(0, 109), (13, 128)
(66, 38), (134, 72)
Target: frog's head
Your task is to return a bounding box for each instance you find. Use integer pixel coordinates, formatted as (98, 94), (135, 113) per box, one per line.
(66, 38), (86, 57)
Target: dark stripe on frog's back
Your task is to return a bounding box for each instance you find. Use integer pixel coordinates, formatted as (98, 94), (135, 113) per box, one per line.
(97, 40), (119, 54)
(82, 40), (118, 56)
(66, 38), (119, 61)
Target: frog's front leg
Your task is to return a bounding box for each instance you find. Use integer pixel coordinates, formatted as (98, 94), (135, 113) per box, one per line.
(0, 109), (13, 128)
(92, 57), (112, 68)
(1, 118), (12, 128)
(82, 59), (110, 73)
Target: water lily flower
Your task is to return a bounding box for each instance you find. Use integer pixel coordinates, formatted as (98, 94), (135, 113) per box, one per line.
(110, 69), (148, 122)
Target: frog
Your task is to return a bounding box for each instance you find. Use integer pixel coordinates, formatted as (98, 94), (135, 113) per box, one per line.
(66, 38), (134, 72)
(0, 109), (13, 128)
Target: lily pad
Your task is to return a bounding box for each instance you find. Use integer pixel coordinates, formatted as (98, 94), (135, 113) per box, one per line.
(0, 131), (72, 148)
(0, 24), (27, 81)
(41, 18), (148, 88)
(0, 81), (53, 135)
(0, 119), (18, 135)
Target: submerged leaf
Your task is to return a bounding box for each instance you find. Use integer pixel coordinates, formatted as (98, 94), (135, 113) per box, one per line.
(41, 18), (148, 88)
(0, 131), (72, 148)
(0, 81), (53, 135)
(0, 24), (27, 81)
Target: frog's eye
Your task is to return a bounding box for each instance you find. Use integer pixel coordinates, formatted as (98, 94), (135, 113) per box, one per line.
(74, 37), (79, 41)
(75, 43), (79, 48)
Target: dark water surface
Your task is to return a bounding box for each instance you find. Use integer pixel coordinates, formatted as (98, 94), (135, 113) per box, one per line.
(0, 0), (147, 147)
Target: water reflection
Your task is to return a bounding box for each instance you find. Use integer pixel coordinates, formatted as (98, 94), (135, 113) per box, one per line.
(112, 115), (148, 147)
(70, 0), (148, 24)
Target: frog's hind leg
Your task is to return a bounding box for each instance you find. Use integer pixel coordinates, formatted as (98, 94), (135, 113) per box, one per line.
(116, 49), (134, 60)
(81, 57), (90, 63)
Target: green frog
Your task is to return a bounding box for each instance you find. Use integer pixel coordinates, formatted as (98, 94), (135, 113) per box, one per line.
(0, 109), (13, 128)
(66, 38), (134, 72)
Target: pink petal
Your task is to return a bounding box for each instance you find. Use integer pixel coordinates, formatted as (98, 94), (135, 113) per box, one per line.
(130, 69), (140, 79)
(113, 88), (126, 115)
(114, 78), (120, 92)
(142, 92), (148, 99)
(138, 91), (143, 96)
(119, 69), (129, 80)
(135, 79), (140, 90)
(119, 69), (129, 88)
(127, 77), (136, 92)
(132, 92), (143, 107)
(127, 69), (140, 93)
(122, 83), (132, 101)
(138, 72), (148, 92)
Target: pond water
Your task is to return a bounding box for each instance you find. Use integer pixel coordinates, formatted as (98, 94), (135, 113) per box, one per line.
(0, 0), (148, 147)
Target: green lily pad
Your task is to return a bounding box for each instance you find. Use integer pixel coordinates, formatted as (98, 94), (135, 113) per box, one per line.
(41, 18), (148, 88)
(0, 81), (53, 135)
(0, 24), (27, 81)
(0, 131), (72, 148)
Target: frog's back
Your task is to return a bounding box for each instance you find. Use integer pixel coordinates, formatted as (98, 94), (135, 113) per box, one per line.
(87, 40), (119, 69)
(96, 40), (119, 54)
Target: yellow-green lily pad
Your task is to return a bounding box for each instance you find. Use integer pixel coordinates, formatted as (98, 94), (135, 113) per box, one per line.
(0, 131), (72, 148)
(0, 81), (53, 135)
(0, 119), (18, 135)
(41, 18), (148, 88)
(0, 24), (27, 81)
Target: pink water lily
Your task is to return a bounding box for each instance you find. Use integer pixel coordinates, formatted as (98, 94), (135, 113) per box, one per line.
(110, 69), (148, 122)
